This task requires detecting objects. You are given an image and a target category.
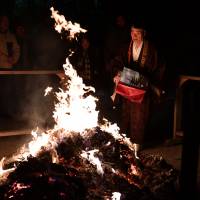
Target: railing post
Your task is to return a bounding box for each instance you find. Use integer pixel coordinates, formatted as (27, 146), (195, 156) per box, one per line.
(179, 80), (200, 199)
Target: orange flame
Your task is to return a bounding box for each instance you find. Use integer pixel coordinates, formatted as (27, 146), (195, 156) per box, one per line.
(0, 157), (15, 182)
(50, 7), (87, 39)
(0, 7), (138, 184)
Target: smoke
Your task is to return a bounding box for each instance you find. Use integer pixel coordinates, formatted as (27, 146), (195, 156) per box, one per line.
(16, 75), (60, 129)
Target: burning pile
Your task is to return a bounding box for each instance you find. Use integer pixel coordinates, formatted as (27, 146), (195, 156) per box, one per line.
(0, 129), (178, 200)
(0, 7), (178, 200)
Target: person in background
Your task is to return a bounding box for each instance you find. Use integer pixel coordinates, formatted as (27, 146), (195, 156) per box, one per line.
(103, 14), (130, 73)
(0, 15), (20, 69)
(118, 21), (166, 156)
(14, 20), (30, 68)
(70, 34), (102, 89)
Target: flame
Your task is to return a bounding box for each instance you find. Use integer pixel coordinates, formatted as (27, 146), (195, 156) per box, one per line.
(112, 192), (121, 200)
(100, 120), (135, 152)
(50, 7), (87, 39)
(28, 129), (50, 157)
(10, 56), (99, 162)
(0, 157), (15, 181)
(44, 86), (53, 96)
(53, 58), (99, 133)
(81, 149), (104, 175)
(0, 7), (138, 195)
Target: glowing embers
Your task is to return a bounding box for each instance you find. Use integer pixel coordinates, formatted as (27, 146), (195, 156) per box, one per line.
(0, 130), (178, 199)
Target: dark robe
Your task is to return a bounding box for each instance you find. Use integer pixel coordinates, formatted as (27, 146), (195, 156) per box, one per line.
(120, 39), (165, 145)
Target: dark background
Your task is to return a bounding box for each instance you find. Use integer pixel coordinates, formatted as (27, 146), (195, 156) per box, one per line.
(1, 0), (200, 75)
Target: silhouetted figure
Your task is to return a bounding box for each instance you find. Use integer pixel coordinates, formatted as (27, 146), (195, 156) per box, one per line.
(103, 14), (130, 73)
(0, 15), (20, 69)
(70, 34), (102, 89)
(14, 19), (31, 68)
(179, 80), (200, 200)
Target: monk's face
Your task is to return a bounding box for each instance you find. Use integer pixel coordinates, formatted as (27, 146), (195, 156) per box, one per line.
(131, 28), (144, 43)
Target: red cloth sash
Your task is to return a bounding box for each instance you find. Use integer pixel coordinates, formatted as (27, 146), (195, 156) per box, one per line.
(116, 82), (146, 103)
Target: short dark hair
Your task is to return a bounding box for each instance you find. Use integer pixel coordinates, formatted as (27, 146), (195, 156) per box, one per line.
(130, 18), (146, 31)
(130, 20), (147, 37)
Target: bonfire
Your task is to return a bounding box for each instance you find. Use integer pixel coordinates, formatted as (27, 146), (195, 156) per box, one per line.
(0, 7), (178, 200)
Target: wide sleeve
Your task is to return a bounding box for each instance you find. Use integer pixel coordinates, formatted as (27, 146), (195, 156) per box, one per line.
(145, 42), (166, 88)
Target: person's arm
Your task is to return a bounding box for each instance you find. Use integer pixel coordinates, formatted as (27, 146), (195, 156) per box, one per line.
(111, 71), (121, 101)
